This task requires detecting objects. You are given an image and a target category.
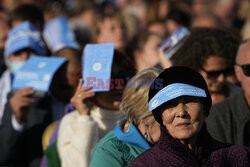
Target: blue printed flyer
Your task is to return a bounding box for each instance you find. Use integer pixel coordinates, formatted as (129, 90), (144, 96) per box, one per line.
(82, 43), (114, 92)
(12, 56), (67, 92)
(149, 83), (206, 111)
(43, 15), (79, 53)
(159, 27), (189, 58)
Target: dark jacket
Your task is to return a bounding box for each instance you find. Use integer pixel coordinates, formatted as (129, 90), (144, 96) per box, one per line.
(206, 91), (250, 146)
(0, 93), (52, 167)
(128, 125), (250, 167)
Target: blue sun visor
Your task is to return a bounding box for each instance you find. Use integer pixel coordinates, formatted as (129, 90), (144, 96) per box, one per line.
(149, 83), (207, 111)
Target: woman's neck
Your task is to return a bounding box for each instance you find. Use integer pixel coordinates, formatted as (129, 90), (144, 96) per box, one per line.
(179, 135), (198, 151)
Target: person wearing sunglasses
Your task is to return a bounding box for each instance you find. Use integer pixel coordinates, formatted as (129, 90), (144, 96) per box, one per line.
(206, 40), (250, 146)
(171, 28), (241, 104)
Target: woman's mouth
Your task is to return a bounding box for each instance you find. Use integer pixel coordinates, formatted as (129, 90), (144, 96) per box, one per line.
(176, 123), (191, 127)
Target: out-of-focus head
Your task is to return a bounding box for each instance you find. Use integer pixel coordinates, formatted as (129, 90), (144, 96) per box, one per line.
(1, 0), (21, 11)
(165, 7), (191, 35)
(210, 0), (238, 27)
(192, 11), (221, 28)
(145, 1), (170, 25)
(67, 0), (98, 29)
(10, 4), (44, 31)
(172, 28), (240, 94)
(122, 12), (140, 42)
(147, 20), (166, 38)
(93, 50), (136, 110)
(55, 48), (81, 91)
(120, 68), (161, 144)
(235, 40), (250, 106)
(134, 32), (162, 72)
(4, 21), (46, 74)
(148, 66), (211, 140)
(95, 13), (126, 50)
(41, 0), (65, 22)
(191, 0), (209, 15)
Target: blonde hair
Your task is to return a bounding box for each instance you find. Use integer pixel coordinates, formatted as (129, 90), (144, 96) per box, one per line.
(119, 68), (160, 126)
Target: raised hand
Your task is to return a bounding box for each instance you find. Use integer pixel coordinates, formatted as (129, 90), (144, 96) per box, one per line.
(10, 87), (35, 124)
(70, 79), (95, 115)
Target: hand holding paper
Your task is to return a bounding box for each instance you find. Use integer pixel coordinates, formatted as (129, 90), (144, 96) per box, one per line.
(10, 87), (35, 124)
(70, 79), (95, 115)
(159, 27), (189, 59)
(12, 56), (67, 95)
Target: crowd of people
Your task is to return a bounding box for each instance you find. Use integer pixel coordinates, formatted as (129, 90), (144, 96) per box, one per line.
(0, 0), (250, 166)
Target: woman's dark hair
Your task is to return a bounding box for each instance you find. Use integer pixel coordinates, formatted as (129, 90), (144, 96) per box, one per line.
(166, 7), (191, 28)
(10, 4), (44, 31)
(111, 50), (136, 84)
(171, 28), (241, 71)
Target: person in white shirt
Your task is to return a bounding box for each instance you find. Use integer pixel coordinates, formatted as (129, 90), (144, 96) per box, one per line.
(57, 50), (136, 167)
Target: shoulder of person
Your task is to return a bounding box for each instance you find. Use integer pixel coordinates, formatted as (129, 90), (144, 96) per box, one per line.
(128, 145), (158, 167)
(210, 91), (242, 112)
(210, 91), (245, 118)
(225, 82), (241, 96)
(93, 131), (131, 154)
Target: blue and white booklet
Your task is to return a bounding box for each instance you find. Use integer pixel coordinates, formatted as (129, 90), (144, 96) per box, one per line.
(12, 56), (67, 94)
(43, 15), (79, 53)
(159, 27), (189, 58)
(82, 43), (114, 92)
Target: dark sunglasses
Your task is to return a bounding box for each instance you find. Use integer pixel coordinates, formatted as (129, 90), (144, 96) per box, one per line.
(200, 67), (233, 78)
(236, 64), (250, 76)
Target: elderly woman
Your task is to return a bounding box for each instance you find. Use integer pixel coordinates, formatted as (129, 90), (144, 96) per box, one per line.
(89, 68), (161, 167)
(129, 66), (250, 167)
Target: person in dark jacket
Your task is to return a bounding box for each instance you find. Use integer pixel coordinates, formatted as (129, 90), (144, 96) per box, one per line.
(128, 66), (250, 167)
(206, 40), (250, 146)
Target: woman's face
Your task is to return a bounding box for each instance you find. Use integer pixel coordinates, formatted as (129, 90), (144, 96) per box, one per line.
(161, 96), (205, 140)
(140, 34), (162, 68)
(97, 17), (125, 50)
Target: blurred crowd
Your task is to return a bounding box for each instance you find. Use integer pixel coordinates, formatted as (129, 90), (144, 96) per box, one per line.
(0, 0), (250, 167)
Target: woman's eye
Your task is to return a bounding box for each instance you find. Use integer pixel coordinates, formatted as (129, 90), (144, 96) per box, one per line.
(183, 97), (200, 104)
(165, 101), (178, 109)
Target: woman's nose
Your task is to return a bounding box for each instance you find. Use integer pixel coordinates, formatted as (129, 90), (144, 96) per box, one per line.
(175, 103), (188, 118)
